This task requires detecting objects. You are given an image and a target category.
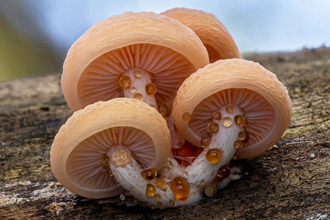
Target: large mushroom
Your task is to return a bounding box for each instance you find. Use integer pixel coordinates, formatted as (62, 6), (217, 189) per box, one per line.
(61, 12), (209, 149)
(172, 59), (292, 190)
(50, 98), (171, 199)
(161, 7), (241, 63)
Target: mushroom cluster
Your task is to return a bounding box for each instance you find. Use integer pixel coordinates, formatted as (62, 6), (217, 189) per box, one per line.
(50, 9), (292, 209)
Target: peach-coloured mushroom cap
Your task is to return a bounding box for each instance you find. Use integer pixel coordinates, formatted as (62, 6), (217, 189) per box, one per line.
(161, 8), (241, 63)
(62, 11), (209, 111)
(50, 98), (171, 199)
(173, 59), (292, 159)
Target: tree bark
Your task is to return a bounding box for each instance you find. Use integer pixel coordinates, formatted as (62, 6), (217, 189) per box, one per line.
(1, 47), (330, 219)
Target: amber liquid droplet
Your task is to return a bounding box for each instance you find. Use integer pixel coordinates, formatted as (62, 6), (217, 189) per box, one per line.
(206, 149), (223, 164)
(146, 184), (156, 197)
(200, 180), (205, 185)
(183, 172), (188, 177)
(133, 70), (142, 78)
(234, 140), (243, 149)
(154, 193), (161, 200)
(159, 104), (171, 119)
(200, 135), (211, 148)
(151, 205), (156, 209)
(166, 160), (173, 166)
(157, 202), (163, 209)
(102, 154), (110, 170)
(169, 200), (175, 207)
(207, 122), (219, 133)
(234, 115), (245, 126)
(171, 177), (190, 201)
(222, 117), (233, 127)
(232, 154), (239, 160)
(205, 185), (217, 197)
(238, 131), (246, 140)
(130, 87), (137, 94)
(133, 93), (144, 101)
(216, 164), (231, 181)
(118, 75), (131, 89)
(141, 168), (157, 181)
(226, 105), (234, 113)
(155, 178), (167, 191)
(213, 111), (222, 120)
(145, 83), (157, 95)
(123, 190), (130, 196)
(182, 112), (191, 122)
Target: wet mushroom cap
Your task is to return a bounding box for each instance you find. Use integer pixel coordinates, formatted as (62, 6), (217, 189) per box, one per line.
(172, 59), (292, 158)
(62, 11), (209, 111)
(50, 98), (171, 199)
(161, 7), (241, 63)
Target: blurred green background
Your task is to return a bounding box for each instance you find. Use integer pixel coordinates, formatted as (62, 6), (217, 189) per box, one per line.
(0, 0), (329, 82)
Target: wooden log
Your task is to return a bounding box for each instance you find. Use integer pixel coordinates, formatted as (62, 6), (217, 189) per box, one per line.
(1, 47), (330, 219)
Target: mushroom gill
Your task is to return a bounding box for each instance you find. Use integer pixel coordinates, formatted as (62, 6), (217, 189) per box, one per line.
(66, 127), (155, 189)
(188, 88), (276, 147)
(77, 44), (195, 108)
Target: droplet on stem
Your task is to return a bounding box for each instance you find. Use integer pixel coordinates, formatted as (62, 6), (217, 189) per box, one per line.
(145, 83), (157, 95)
(130, 87), (137, 94)
(141, 168), (157, 181)
(216, 165), (231, 181)
(155, 178), (167, 191)
(234, 140), (243, 149)
(118, 75), (131, 89)
(169, 200), (175, 207)
(222, 117), (232, 127)
(238, 131), (246, 140)
(207, 122), (219, 133)
(133, 93), (143, 101)
(200, 134), (211, 148)
(157, 202), (163, 209)
(171, 177), (190, 201)
(226, 105), (234, 113)
(206, 148), (223, 164)
(205, 185), (217, 197)
(234, 115), (245, 126)
(133, 70), (142, 78)
(213, 111), (222, 120)
(146, 184), (156, 197)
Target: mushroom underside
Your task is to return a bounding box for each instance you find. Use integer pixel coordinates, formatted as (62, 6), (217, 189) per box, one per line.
(189, 88), (276, 147)
(77, 43), (196, 108)
(66, 126), (155, 190)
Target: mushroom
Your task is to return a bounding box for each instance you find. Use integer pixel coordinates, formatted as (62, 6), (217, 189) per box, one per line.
(161, 8), (241, 63)
(172, 59), (292, 187)
(50, 98), (171, 199)
(61, 12), (209, 149)
(51, 98), (202, 208)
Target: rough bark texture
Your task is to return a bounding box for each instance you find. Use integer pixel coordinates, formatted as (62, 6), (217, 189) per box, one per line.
(0, 47), (329, 219)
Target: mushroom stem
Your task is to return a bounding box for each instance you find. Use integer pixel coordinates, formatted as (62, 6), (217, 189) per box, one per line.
(123, 68), (157, 107)
(185, 106), (243, 186)
(123, 67), (185, 150)
(108, 146), (175, 208)
(167, 116), (185, 149)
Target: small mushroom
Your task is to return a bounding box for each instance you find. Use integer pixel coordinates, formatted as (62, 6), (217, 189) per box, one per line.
(172, 59), (292, 186)
(50, 98), (171, 199)
(161, 8), (241, 63)
(61, 12), (208, 149)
